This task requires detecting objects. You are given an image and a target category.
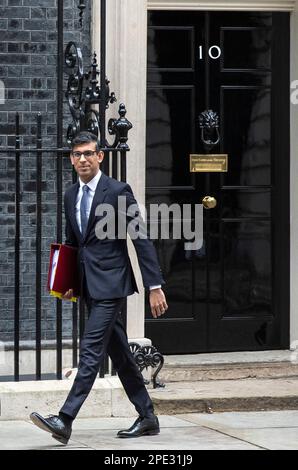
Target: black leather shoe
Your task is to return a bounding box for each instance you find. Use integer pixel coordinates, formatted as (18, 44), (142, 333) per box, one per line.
(30, 412), (72, 445)
(117, 415), (160, 438)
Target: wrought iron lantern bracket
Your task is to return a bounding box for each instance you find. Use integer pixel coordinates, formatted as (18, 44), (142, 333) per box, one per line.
(65, 43), (132, 149)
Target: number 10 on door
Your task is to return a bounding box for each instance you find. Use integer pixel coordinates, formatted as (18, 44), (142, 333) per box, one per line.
(199, 45), (222, 60)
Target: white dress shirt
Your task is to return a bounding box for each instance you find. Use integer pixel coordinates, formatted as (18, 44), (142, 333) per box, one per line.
(75, 170), (102, 233)
(75, 170), (161, 291)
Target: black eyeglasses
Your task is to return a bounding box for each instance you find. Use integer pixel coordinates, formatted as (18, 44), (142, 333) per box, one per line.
(72, 151), (98, 159)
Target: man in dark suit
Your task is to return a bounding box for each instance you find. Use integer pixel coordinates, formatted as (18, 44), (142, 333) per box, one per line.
(30, 132), (168, 445)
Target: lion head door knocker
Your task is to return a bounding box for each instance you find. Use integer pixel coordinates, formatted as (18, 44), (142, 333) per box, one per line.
(199, 110), (220, 153)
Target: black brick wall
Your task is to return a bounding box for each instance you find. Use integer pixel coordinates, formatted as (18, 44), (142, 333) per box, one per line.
(0, 0), (92, 343)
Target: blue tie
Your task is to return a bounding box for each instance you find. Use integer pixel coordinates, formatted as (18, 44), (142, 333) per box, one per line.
(80, 185), (89, 237)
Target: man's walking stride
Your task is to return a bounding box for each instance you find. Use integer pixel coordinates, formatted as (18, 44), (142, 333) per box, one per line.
(30, 132), (168, 444)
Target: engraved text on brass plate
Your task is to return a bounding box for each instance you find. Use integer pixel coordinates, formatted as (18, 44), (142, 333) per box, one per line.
(190, 154), (228, 173)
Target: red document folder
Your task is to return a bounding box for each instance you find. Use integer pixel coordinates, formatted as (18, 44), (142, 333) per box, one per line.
(47, 244), (80, 302)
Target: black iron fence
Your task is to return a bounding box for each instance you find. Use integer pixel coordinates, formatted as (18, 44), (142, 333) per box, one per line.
(0, 0), (133, 381)
(0, 111), (128, 381)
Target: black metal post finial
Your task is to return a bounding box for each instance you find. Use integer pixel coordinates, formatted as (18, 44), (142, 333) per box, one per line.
(85, 52), (100, 102)
(78, 0), (86, 27)
(108, 104), (132, 150)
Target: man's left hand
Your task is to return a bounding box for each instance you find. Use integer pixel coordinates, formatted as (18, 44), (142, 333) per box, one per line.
(149, 288), (168, 318)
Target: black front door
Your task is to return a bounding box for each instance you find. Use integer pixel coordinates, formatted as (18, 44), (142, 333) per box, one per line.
(145, 11), (290, 354)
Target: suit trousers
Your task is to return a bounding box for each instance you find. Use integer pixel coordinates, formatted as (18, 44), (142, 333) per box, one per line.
(60, 290), (154, 420)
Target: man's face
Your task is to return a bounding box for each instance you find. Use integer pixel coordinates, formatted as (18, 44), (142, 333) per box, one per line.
(70, 142), (104, 182)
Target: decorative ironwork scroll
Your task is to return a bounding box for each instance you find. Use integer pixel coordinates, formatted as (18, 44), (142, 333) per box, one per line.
(65, 43), (132, 148)
(129, 342), (165, 389)
(65, 42), (84, 144)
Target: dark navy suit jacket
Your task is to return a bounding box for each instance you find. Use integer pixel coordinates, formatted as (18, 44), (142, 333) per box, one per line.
(64, 172), (165, 300)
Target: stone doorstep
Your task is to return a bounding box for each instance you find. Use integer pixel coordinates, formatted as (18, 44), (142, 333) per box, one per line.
(152, 396), (298, 415)
(160, 351), (298, 382)
(0, 376), (136, 421)
(150, 377), (298, 414)
(1, 375), (298, 420)
(159, 362), (298, 382)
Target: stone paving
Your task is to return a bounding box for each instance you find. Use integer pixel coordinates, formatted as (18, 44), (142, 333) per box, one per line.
(0, 411), (298, 450)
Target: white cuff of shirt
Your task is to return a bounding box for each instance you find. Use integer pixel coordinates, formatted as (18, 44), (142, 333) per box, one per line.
(149, 285), (162, 290)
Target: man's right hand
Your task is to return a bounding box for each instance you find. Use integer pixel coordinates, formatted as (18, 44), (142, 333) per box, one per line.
(62, 289), (74, 300)
(149, 288), (168, 318)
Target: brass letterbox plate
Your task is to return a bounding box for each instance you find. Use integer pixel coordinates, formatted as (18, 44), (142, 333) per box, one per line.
(190, 154), (228, 173)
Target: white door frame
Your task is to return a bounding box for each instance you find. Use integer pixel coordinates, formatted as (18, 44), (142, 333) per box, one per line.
(147, 0), (296, 11)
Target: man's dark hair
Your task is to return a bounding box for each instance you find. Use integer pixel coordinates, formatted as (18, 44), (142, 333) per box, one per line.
(71, 132), (101, 153)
